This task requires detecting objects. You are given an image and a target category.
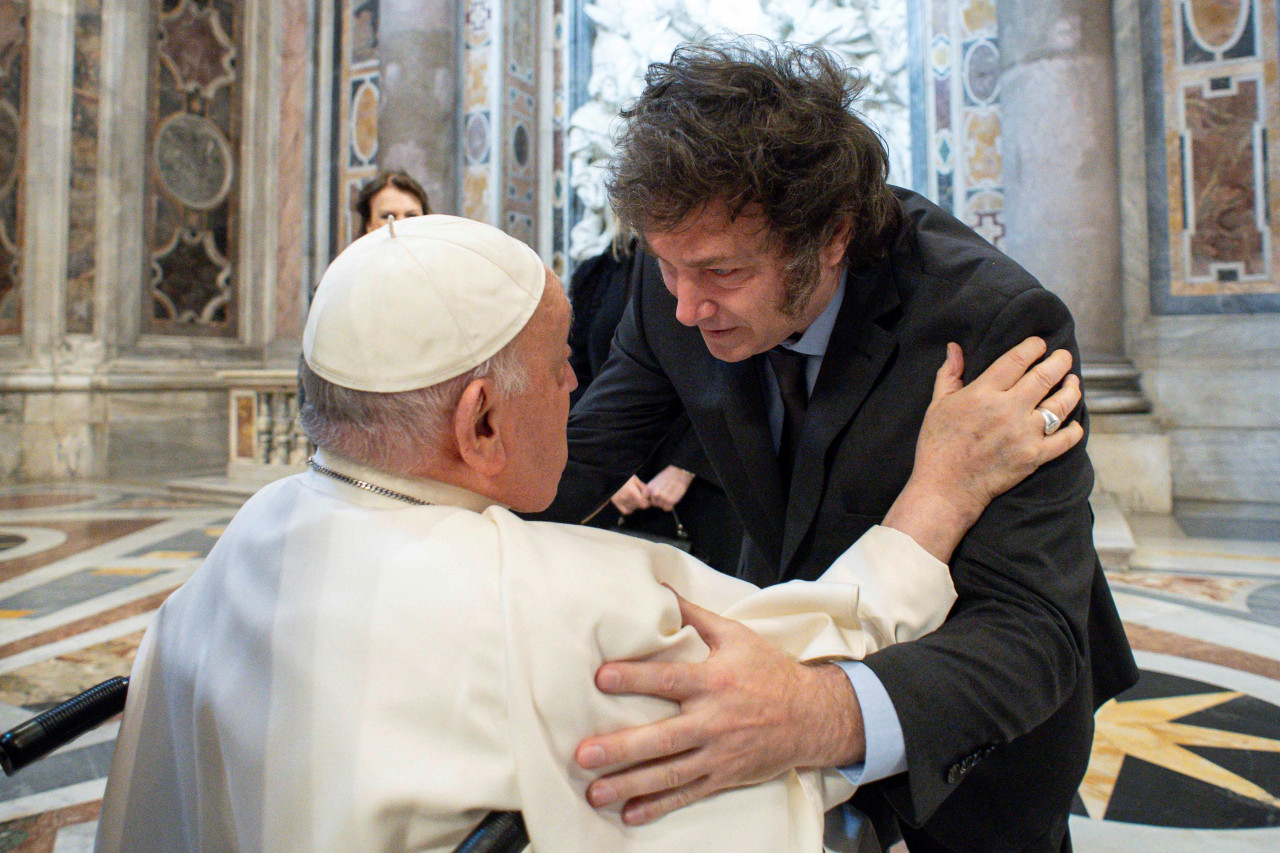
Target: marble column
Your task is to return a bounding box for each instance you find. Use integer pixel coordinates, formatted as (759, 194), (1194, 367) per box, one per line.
(377, 0), (459, 215)
(997, 0), (1148, 413)
(22, 0), (76, 362)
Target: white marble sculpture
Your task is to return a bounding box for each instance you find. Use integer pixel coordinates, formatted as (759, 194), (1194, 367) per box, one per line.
(568, 0), (910, 259)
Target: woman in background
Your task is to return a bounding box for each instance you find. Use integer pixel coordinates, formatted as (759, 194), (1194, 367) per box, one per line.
(355, 170), (430, 235)
(568, 237), (744, 573)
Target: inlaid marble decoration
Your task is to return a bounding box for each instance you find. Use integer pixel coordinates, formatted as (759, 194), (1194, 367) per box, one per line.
(502, 0), (539, 248)
(1143, 0), (1280, 313)
(66, 0), (101, 335)
(462, 0), (497, 224)
(1078, 668), (1280, 827)
(145, 0), (241, 337)
(333, 0), (379, 251)
(550, 0), (567, 277)
(913, 0), (1005, 249)
(0, 0), (26, 336)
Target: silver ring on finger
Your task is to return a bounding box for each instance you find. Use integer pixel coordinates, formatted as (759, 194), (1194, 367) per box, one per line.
(1037, 407), (1062, 436)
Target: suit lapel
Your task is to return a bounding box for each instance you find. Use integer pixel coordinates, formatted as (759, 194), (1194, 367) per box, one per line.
(779, 261), (901, 574)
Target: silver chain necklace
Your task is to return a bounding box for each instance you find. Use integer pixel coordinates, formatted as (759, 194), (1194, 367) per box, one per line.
(307, 456), (431, 506)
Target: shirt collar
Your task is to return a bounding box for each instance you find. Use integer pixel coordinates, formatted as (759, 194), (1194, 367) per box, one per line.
(309, 448), (500, 513)
(780, 267), (847, 358)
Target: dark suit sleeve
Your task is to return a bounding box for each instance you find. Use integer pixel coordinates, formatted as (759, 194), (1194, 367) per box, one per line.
(860, 285), (1098, 824)
(531, 280), (687, 524)
(653, 416), (716, 482)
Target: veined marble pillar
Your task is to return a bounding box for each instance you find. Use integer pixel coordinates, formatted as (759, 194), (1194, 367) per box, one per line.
(377, 0), (459, 215)
(997, 0), (1148, 413)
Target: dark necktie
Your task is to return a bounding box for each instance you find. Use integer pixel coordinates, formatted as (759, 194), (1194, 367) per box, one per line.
(766, 346), (809, 490)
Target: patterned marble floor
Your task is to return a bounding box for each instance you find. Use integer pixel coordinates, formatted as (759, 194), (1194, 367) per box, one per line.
(0, 481), (1276, 852)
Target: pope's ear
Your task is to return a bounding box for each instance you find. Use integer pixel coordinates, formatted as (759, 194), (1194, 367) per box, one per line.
(454, 378), (506, 477)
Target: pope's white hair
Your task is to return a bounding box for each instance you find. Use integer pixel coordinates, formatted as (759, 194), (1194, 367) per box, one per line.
(298, 336), (530, 475)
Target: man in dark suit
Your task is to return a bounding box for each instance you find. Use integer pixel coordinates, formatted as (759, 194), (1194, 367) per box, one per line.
(536, 38), (1138, 852)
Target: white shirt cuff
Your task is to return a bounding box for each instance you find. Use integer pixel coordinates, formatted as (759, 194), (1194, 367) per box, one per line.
(834, 660), (907, 785)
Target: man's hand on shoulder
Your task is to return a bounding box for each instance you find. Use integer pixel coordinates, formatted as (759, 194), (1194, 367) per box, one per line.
(884, 337), (1084, 563)
(574, 592), (864, 825)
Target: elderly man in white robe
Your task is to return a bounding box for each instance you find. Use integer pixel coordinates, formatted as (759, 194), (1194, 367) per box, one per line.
(95, 215), (1082, 853)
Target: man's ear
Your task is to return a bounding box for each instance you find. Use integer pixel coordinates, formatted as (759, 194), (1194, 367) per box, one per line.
(454, 378), (505, 478)
(821, 215), (854, 268)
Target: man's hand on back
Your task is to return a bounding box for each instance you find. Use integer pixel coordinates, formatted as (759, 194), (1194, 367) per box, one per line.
(574, 592), (864, 825)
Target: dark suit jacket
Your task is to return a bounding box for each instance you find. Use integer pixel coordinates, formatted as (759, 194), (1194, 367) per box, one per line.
(538, 189), (1138, 851)
(566, 245), (744, 572)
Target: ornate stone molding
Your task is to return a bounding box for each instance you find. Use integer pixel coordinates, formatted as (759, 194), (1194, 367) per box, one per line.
(567, 0), (910, 259)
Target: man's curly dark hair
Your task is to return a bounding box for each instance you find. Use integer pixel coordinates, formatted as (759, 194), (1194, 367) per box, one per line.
(607, 37), (903, 317)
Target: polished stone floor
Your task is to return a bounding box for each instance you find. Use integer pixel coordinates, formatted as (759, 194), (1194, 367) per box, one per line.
(0, 480), (1276, 852)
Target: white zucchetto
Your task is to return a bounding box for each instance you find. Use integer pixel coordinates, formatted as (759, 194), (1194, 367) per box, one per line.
(303, 215), (546, 392)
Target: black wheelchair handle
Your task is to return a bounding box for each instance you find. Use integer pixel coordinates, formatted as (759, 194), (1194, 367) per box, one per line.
(453, 810), (529, 852)
(0, 675), (129, 775)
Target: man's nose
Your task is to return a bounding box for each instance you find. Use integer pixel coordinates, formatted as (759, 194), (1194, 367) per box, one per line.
(672, 279), (713, 327)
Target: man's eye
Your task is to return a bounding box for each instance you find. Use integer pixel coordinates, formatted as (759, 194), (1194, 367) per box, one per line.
(708, 268), (735, 277)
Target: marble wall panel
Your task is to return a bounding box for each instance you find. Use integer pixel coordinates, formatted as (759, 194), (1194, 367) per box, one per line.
(462, 0), (496, 224)
(1144, 0), (1280, 313)
(1172, 427), (1280, 502)
(500, 0), (538, 248)
(0, 0), (26, 336)
(105, 403), (226, 479)
(915, 0), (1006, 247)
(273, 0), (308, 340)
(0, 392), (20, 479)
(332, 0), (379, 251)
(66, 0), (100, 335)
(145, 0), (242, 337)
(1143, 363), (1280, 429)
(549, 0), (566, 276)
(6, 392), (104, 479)
(18, 419), (103, 480)
(104, 389), (227, 479)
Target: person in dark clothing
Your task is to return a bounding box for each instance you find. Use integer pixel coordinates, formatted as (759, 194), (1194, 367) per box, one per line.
(567, 238), (743, 573)
(537, 38), (1138, 853)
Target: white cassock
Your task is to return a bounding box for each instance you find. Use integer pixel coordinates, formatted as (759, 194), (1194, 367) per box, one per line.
(95, 450), (956, 853)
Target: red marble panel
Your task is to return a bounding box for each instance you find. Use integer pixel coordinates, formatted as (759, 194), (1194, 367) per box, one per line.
(1188, 0), (1247, 51)
(234, 393), (256, 458)
(66, 0), (101, 334)
(0, 0), (25, 336)
(274, 0), (309, 339)
(1183, 78), (1266, 281)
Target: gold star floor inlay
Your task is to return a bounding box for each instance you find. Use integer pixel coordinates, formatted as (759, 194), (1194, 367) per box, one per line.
(1082, 690), (1280, 818)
